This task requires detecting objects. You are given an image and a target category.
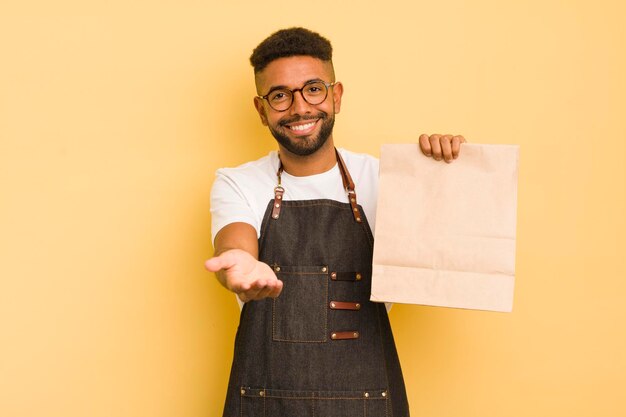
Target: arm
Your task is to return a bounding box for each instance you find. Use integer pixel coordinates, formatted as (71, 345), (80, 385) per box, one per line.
(205, 222), (283, 302)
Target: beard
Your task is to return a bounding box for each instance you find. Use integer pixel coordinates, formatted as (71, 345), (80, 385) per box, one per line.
(268, 112), (335, 156)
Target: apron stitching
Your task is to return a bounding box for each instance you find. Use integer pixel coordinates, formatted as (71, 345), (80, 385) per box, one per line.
(261, 394), (386, 400)
(376, 304), (394, 417)
(324, 271), (328, 340)
(271, 269), (328, 343)
(258, 202), (274, 253)
(383, 391), (387, 417)
(278, 202), (356, 209)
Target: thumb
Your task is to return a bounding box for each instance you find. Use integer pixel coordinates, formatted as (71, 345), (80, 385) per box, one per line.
(204, 254), (233, 272)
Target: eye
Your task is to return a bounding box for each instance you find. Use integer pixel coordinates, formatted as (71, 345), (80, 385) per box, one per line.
(305, 84), (324, 95)
(269, 91), (290, 102)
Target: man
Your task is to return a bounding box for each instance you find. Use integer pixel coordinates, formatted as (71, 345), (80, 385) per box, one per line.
(205, 27), (465, 417)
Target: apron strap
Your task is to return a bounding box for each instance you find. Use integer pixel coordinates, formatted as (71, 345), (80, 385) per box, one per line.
(273, 149), (363, 223)
(271, 185), (284, 220)
(335, 148), (362, 223)
(272, 162), (285, 219)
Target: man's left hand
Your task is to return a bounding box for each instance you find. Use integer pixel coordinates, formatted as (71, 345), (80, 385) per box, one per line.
(419, 134), (466, 163)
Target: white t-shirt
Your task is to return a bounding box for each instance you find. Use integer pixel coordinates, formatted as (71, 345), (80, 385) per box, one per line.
(210, 148), (380, 243)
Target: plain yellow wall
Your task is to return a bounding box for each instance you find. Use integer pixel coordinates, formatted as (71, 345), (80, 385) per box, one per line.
(1, 1), (624, 416)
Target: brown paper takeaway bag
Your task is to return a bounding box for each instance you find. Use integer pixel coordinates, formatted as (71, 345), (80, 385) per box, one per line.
(371, 144), (519, 312)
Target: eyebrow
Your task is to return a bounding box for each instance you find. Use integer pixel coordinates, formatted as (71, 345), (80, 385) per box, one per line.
(264, 78), (326, 95)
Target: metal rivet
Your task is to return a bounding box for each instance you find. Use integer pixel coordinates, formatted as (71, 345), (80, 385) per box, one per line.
(356, 217), (361, 221)
(321, 266), (327, 272)
(272, 214), (279, 219)
(353, 207), (358, 212)
(364, 392), (369, 398)
(275, 203), (280, 208)
(331, 272), (337, 279)
(355, 303), (361, 309)
(353, 332), (359, 338)
(356, 273), (362, 280)
(277, 195), (282, 199)
(330, 302), (336, 308)
(241, 389), (246, 395)
(350, 198), (356, 202)
(259, 390), (265, 397)
(382, 391), (387, 397)
(331, 333), (337, 339)
(274, 266), (281, 272)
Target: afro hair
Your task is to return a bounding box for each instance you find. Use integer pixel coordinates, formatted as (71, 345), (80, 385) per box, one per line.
(250, 27), (333, 73)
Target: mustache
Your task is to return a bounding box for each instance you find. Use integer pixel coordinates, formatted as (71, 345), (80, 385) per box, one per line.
(279, 112), (327, 126)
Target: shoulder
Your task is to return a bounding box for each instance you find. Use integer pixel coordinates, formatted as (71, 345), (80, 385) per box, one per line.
(210, 152), (279, 242)
(215, 151), (279, 184)
(213, 152), (280, 198)
(210, 151), (280, 213)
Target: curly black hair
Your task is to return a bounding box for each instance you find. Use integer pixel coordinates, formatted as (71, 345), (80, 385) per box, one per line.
(250, 27), (333, 73)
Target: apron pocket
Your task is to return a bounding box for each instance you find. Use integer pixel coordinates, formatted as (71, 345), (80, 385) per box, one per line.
(272, 264), (328, 342)
(241, 388), (389, 417)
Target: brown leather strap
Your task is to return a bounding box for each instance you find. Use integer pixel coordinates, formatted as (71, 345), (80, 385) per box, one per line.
(330, 271), (363, 281)
(329, 301), (361, 310)
(335, 149), (362, 223)
(334, 148), (355, 191)
(330, 331), (359, 340)
(271, 186), (284, 220)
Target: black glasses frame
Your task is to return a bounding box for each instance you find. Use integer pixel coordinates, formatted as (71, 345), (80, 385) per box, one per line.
(257, 81), (336, 112)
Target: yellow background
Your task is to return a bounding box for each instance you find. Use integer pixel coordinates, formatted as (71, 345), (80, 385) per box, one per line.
(1, 1), (624, 416)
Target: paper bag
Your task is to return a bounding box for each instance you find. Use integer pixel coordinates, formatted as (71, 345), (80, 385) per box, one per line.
(371, 143), (519, 312)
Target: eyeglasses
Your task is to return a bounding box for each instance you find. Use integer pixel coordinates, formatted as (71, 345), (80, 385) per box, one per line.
(257, 81), (336, 112)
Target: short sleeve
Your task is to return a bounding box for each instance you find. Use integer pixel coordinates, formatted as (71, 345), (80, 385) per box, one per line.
(210, 172), (260, 244)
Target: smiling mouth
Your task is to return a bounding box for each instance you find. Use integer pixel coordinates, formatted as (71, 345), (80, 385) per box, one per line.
(288, 121), (317, 131)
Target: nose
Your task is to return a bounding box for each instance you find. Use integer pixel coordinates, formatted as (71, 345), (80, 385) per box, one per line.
(289, 90), (312, 115)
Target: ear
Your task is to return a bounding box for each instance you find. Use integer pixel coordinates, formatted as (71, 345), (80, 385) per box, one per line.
(253, 96), (269, 126)
(332, 82), (344, 114)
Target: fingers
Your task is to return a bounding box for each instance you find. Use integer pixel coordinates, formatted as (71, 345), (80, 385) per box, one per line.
(422, 134), (444, 161)
(429, 134), (443, 161)
(238, 279), (267, 301)
(419, 133), (466, 162)
(440, 135), (453, 163)
(451, 135), (465, 160)
(237, 279), (283, 302)
(419, 134), (432, 157)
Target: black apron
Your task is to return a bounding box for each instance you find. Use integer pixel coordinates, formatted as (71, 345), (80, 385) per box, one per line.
(223, 150), (409, 416)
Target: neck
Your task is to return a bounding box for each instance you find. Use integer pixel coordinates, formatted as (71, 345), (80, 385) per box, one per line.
(278, 138), (337, 177)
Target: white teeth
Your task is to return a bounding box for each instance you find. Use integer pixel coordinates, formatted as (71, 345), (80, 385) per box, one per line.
(289, 121), (316, 131)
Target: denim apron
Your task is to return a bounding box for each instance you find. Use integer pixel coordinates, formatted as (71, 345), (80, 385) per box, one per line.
(223, 150), (409, 417)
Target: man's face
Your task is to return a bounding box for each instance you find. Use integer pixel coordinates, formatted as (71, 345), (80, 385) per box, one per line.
(254, 56), (343, 156)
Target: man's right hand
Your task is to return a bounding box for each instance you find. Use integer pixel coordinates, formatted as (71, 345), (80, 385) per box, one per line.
(205, 248), (283, 302)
